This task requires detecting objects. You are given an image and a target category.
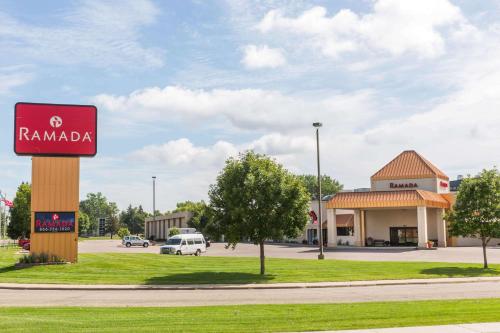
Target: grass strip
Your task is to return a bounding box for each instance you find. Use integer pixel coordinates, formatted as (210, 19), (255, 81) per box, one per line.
(1, 299), (500, 332)
(1, 250), (499, 285)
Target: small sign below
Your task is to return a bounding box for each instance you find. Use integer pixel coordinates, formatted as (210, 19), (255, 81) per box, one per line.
(34, 212), (76, 233)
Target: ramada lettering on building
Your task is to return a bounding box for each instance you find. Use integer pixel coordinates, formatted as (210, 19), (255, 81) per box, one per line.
(389, 182), (418, 189)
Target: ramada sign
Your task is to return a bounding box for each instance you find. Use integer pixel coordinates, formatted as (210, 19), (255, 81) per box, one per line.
(14, 102), (97, 156)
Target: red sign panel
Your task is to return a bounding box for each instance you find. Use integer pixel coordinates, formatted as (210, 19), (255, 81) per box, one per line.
(14, 102), (97, 156)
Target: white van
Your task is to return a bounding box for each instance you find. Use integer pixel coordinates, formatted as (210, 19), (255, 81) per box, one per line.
(160, 234), (206, 256)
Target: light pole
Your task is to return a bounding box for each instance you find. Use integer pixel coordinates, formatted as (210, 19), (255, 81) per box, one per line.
(313, 122), (324, 260)
(152, 176), (157, 227)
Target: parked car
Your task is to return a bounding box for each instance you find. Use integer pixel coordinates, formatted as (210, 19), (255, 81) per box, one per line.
(122, 235), (150, 248)
(160, 234), (206, 256)
(18, 238), (30, 250)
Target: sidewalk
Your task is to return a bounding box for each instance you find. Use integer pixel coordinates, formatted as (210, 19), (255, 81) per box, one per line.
(302, 322), (500, 333)
(0, 276), (499, 290)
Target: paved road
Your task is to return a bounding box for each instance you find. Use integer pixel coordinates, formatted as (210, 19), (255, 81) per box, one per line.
(1, 281), (499, 307)
(79, 240), (500, 263)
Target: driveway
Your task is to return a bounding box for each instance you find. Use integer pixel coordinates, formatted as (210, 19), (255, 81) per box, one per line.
(78, 240), (500, 264)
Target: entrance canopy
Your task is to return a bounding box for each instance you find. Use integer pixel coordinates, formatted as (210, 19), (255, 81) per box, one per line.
(326, 189), (450, 209)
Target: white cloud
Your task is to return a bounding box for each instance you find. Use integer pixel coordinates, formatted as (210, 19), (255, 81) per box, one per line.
(93, 85), (378, 132)
(131, 138), (238, 167)
(248, 133), (313, 155)
(241, 44), (286, 69)
(0, 0), (163, 68)
(0, 72), (33, 94)
(257, 0), (474, 59)
(131, 133), (314, 167)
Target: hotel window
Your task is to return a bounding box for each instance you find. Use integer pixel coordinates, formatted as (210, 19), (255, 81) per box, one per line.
(337, 227), (354, 236)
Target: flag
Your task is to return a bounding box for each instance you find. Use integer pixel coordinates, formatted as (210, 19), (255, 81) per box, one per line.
(1, 198), (13, 207)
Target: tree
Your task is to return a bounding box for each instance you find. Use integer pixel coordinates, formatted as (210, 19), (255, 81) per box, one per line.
(80, 192), (119, 235)
(209, 151), (310, 275)
(168, 227), (180, 237)
(8, 183), (31, 239)
(117, 227), (130, 239)
(78, 211), (92, 235)
(119, 205), (148, 234)
(173, 201), (210, 231)
(297, 174), (343, 199)
(105, 214), (120, 239)
(447, 168), (500, 269)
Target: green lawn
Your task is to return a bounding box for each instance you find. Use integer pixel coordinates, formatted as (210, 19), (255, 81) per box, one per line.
(1, 299), (500, 332)
(1, 249), (499, 285)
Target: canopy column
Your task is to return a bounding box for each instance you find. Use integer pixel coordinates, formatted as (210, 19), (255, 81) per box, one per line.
(417, 206), (428, 248)
(327, 208), (337, 247)
(354, 210), (363, 246)
(436, 208), (447, 247)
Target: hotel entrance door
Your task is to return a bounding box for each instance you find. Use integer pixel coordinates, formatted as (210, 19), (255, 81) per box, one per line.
(390, 227), (418, 246)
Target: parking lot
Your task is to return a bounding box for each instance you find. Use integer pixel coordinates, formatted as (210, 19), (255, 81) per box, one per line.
(78, 240), (500, 264)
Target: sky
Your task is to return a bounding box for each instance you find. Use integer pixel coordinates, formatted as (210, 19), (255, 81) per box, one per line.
(0, 0), (499, 213)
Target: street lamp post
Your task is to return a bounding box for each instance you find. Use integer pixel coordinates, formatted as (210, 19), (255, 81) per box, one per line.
(152, 176), (157, 228)
(313, 122), (324, 260)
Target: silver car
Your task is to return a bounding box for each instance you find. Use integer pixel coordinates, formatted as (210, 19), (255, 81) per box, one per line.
(122, 235), (150, 248)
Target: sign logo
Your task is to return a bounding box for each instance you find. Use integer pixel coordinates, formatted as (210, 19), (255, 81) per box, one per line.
(439, 181), (448, 188)
(14, 102), (97, 157)
(49, 116), (62, 128)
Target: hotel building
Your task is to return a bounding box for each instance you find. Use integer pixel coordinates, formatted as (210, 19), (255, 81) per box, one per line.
(299, 150), (497, 248)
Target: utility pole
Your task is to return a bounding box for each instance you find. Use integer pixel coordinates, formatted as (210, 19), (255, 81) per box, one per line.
(313, 122), (324, 260)
(152, 176), (156, 224)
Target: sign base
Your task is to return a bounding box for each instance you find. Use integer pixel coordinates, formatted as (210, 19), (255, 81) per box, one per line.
(30, 157), (79, 263)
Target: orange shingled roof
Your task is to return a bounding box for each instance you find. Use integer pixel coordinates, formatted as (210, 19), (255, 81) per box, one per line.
(326, 189), (450, 209)
(371, 150), (449, 181)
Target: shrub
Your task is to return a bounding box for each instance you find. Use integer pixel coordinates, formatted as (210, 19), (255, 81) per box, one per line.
(18, 253), (66, 264)
(168, 227), (180, 237)
(117, 227), (130, 239)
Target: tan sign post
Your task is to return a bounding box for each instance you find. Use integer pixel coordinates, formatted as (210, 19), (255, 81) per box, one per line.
(15, 103), (97, 263)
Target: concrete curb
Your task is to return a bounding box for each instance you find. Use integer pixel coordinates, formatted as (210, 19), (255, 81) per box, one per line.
(1, 276), (499, 291)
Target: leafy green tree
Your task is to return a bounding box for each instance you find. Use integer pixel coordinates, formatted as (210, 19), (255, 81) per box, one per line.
(297, 174), (343, 199)
(105, 214), (120, 239)
(8, 182), (31, 239)
(173, 201), (210, 231)
(119, 205), (148, 234)
(168, 227), (180, 237)
(209, 151), (310, 275)
(447, 168), (500, 268)
(80, 193), (119, 235)
(78, 211), (92, 235)
(117, 227), (130, 239)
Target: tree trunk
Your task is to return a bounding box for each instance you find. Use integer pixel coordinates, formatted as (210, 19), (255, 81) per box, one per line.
(259, 241), (265, 275)
(482, 237), (488, 269)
